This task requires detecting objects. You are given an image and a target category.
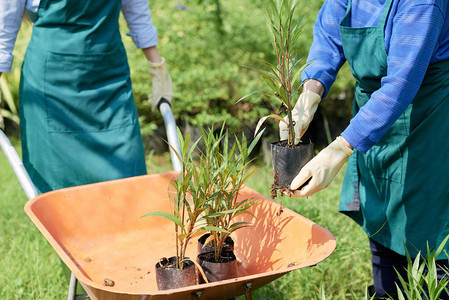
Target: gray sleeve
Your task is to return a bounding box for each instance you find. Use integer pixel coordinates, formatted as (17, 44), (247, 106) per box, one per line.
(121, 0), (158, 49)
(0, 0), (27, 73)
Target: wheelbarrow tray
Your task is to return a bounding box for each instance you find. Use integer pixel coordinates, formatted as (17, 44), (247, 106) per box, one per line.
(24, 171), (336, 300)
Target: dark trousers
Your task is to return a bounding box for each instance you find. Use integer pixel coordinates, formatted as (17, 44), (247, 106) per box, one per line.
(370, 239), (449, 299)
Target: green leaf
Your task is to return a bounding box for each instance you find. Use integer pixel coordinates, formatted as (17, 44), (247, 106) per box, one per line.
(202, 208), (242, 219)
(178, 233), (189, 243)
(434, 234), (449, 258)
(164, 138), (182, 167)
(248, 129), (264, 156)
(142, 211), (184, 229)
(241, 168), (258, 185)
(236, 89), (266, 103)
(188, 137), (202, 161)
(200, 226), (229, 233)
(201, 234), (216, 250)
(255, 114), (287, 137)
(229, 221), (251, 229)
(1, 109), (20, 125)
(0, 76), (17, 114)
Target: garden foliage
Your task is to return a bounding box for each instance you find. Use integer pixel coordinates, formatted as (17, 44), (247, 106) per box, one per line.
(2, 0), (355, 144)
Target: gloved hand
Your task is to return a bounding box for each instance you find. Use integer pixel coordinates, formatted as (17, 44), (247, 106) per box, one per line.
(279, 90), (321, 144)
(148, 57), (174, 110)
(290, 136), (353, 197)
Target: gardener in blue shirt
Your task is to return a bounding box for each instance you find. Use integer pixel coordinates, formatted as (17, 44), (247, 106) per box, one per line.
(0, 0), (173, 193)
(280, 0), (449, 297)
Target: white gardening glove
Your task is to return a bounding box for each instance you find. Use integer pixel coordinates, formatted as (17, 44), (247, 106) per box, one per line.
(279, 90), (321, 144)
(290, 136), (353, 197)
(148, 57), (174, 110)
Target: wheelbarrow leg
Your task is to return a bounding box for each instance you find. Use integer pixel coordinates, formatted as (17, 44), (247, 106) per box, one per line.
(68, 272), (89, 300)
(190, 290), (237, 300)
(244, 282), (253, 300)
(68, 273), (77, 300)
(191, 290), (204, 299)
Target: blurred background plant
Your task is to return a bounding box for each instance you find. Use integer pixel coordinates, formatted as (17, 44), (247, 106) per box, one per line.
(0, 17), (32, 134)
(393, 237), (449, 300)
(122, 0), (353, 149)
(1, 0), (354, 151)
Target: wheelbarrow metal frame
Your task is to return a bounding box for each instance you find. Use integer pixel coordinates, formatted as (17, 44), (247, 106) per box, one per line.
(0, 101), (181, 300)
(1, 101), (337, 300)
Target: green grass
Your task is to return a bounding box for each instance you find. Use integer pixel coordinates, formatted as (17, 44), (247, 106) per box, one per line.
(242, 163), (372, 299)
(0, 141), (67, 299)
(1, 140), (372, 299)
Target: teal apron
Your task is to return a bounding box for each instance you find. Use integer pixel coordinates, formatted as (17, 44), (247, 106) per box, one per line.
(19, 0), (147, 193)
(338, 0), (449, 258)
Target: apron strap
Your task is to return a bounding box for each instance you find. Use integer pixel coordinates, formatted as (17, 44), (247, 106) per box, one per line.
(345, 0), (352, 15)
(344, 0), (393, 27)
(378, 0), (394, 27)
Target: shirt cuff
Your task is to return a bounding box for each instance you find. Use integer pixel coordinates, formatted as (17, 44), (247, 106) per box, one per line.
(0, 53), (13, 73)
(126, 26), (158, 49)
(341, 122), (376, 154)
(301, 69), (335, 99)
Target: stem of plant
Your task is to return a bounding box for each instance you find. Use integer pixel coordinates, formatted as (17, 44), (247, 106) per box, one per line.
(213, 231), (220, 261)
(175, 223), (180, 269)
(278, 27), (286, 87)
(285, 22), (295, 147)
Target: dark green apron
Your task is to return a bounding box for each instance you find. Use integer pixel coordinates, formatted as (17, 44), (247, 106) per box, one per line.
(338, 0), (449, 258)
(19, 0), (147, 193)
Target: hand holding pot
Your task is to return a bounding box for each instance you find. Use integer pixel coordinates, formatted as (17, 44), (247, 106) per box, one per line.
(148, 57), (174, 110)
(290, 136), (353, 197)
(279, 90), (321, 144)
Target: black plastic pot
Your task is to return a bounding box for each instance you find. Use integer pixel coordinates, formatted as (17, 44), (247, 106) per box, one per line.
(197, 251), (238, 283)
(155, 256), (196, 290)
(197, 233), (234, 254)
(271, 140), (313, 188)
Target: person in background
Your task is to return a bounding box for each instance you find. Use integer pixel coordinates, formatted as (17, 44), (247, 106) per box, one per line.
(280, 0), (449, 298)
(0, 0), (173, 193)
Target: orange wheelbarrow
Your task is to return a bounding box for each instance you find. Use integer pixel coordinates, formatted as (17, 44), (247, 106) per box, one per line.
(0, 102), (336, 300)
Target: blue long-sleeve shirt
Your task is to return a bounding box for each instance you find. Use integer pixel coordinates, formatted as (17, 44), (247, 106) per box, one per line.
(302, 0), (449, 153)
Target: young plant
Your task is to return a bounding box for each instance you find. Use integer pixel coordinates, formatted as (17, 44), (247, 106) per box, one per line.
(143, 128), (226, 270)
(239, 0), (309, 147)
(200, 126), (263, 262)
(393, 236), (449, 300)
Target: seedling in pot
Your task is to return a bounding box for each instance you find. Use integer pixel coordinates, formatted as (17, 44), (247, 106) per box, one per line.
(143, 128), (226, 289)
(197, 126), (262, 283)
(238, 0), (314, 193)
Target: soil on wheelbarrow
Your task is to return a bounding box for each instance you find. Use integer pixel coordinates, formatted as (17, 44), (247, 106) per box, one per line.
(103, 278), (115, 287)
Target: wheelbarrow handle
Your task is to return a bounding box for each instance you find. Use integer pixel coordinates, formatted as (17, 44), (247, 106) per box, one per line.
(0, 130), (38, 200)
(158, 98), (182, 172)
